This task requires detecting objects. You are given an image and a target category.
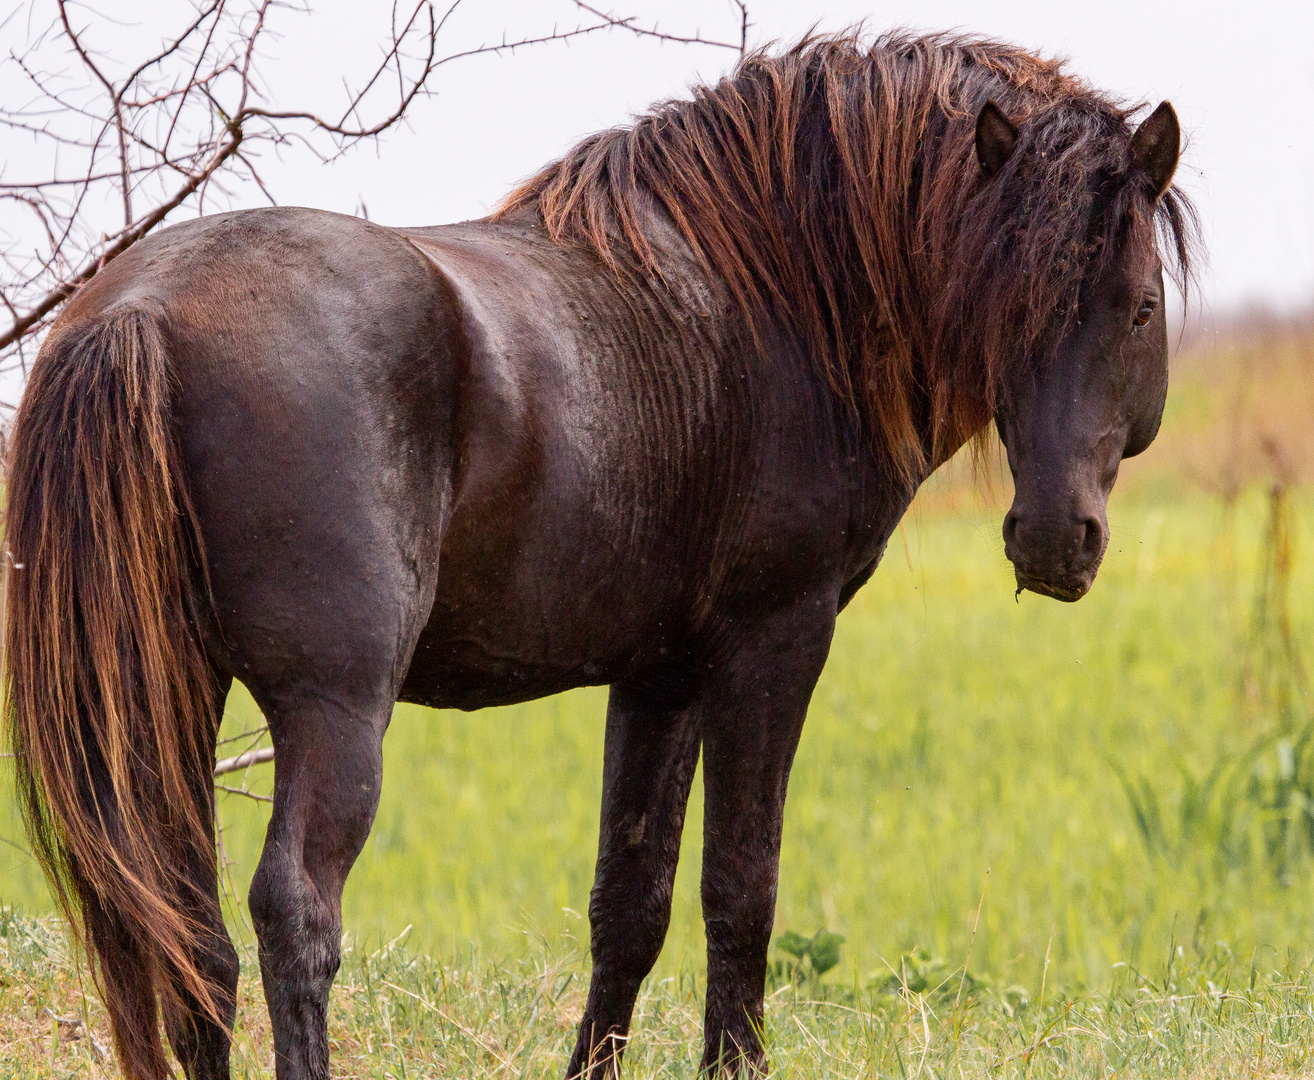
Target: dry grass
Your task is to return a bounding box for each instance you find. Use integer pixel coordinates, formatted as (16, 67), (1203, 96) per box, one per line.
(7, 908), (1314, 1079)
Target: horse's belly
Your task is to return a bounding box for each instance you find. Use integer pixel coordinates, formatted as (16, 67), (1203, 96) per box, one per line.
(397, 641), (608, 710)
(397, 606), (638, 710)
(397, 566), (664, 711)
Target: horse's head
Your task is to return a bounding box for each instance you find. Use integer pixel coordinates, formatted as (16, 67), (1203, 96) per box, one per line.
(985, 101), (1182, 601)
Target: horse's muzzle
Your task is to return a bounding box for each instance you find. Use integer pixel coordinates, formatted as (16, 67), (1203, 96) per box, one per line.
(1002, 506), (1106, 602)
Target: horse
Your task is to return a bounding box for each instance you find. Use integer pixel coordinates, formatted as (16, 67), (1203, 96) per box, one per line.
(5, 30), (1195, 1080)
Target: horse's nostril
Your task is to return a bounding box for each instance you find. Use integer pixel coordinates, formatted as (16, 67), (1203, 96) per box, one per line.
(1078, 516), (1104, 566)
(1002, 511), (1020, 548)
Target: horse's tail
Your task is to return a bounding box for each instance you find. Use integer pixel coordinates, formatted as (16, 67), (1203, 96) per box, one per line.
(4, 305), (225, 1079)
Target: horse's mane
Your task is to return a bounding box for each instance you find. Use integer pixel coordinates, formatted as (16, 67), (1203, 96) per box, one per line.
(496, 30), (1199, 480)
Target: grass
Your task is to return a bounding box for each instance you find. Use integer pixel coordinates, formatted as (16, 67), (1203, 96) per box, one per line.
(7, 904), (1314, 1078)
(2, 326), (1314, 1075)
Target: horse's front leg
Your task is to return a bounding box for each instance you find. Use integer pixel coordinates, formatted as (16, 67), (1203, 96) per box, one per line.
(568, 679), (702, 1079)
(699, 600), (836, 1074)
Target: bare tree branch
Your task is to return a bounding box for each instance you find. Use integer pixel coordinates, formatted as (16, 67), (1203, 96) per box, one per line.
(0, 128), (246, 351)
(0, 1), (753, 404)
(214, 745), (275, 776)
(56, 0), (133, 227)
(217, 723), (270, 747)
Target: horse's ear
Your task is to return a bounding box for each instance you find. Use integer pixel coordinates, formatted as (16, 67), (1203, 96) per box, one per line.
(1130, 101), (1180, 198)
(975, 100), (1018, 178)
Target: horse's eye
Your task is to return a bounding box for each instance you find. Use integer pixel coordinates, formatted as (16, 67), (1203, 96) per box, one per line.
(1133, 299), (1156, 328)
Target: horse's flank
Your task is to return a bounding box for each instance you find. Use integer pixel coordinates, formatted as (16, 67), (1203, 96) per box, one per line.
(497, 30), (1197, 481)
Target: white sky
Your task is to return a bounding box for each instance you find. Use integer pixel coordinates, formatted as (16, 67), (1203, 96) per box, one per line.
(5, 1), (1313, 324)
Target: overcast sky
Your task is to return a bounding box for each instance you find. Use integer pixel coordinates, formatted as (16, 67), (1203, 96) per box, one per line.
(6, 1), (1313, 323)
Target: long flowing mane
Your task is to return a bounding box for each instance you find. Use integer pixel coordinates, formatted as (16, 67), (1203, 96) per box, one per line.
(496, 30), (1198, 480)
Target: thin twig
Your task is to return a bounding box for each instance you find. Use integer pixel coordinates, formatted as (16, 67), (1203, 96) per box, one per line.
(0, 129), (245, 350)
(217, 723), (270, 747)
(571, 2), (742, 52)
(0, 833), (35, 859)
(217, 784), (273, 803)
(732, 0), (749, 54)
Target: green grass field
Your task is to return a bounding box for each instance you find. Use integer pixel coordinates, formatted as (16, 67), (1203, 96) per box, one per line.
(214, 484), (1313, 988)
(3, 334), (1314, 1076)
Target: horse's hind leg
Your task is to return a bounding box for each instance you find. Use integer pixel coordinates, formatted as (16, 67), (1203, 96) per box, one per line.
(245, 674), (395, 1080)
(214, 552), (437, 1080)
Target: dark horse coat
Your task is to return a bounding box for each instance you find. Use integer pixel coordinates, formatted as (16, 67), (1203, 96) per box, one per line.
(5, 31), (1194, 1080)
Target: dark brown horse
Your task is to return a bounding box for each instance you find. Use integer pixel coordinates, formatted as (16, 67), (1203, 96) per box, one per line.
(5, 31), (1194, 1080)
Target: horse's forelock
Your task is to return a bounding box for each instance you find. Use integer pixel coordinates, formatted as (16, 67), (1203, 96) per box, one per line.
(496, 30), (1199, 483)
